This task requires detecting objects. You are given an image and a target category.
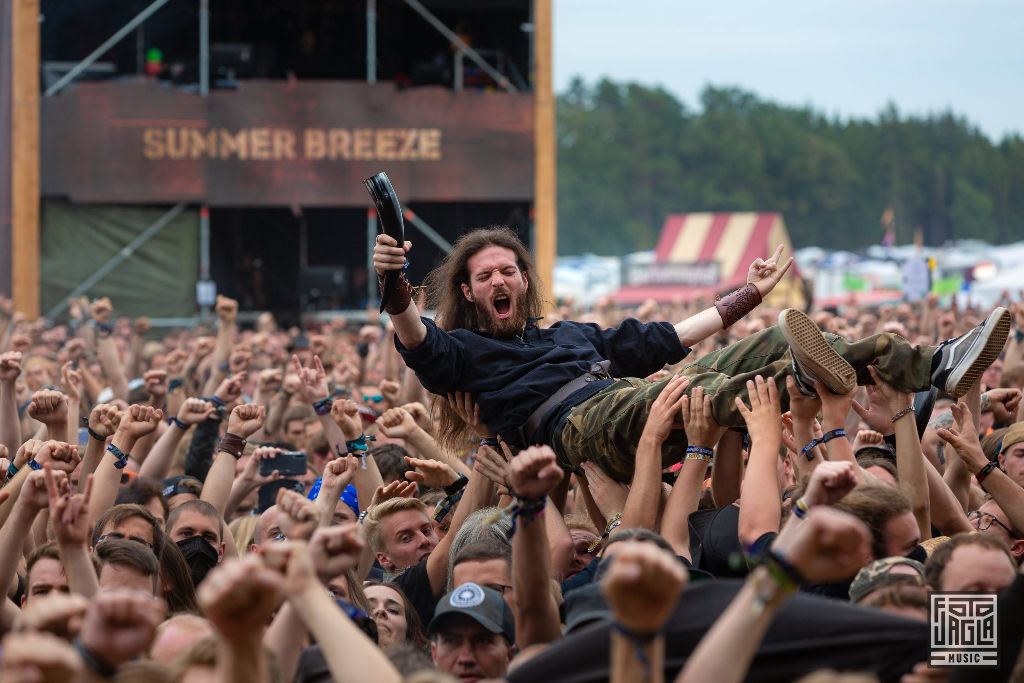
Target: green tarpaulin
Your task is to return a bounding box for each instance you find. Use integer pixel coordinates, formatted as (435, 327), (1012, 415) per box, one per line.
(41, 200), (198, 319)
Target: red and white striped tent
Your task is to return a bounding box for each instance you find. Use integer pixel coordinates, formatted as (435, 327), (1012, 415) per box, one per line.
(615, 212), (805, 308)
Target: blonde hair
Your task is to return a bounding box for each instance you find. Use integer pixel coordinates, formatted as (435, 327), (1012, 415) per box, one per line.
(228, 515), (259, 556)
(363, 497), (429, 554)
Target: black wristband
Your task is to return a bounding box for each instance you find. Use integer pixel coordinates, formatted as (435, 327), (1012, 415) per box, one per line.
(443, 473), (469, 496)
(74, 638), (118, 678)
(976, 460), (999, 485)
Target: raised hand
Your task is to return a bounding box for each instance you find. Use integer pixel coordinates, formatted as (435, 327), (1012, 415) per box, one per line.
(404, 456), (459, 489)
(199, 557), (283, 644)
(321, 456), (358, 493)
(258, 368), (284, 395)
(215, 294), (239, 324)
(27, 389), (69, 426)
(681, 385), (725, 449)
(984, 388), (1022, 425)
(373, 234), (412, 277)
(227, 403), (265, 440)
(580, 461), (628, 519)
(46, 470), (93, 547)
(0, 350), (22, 383)
(0, 631), (82, 683)
(213, 371), (245, 405)
(60, 362), (83, 403)
(746, 244), (794, 298)
(177, 397), (216, 426)
(20, 468), (64, 513)
(377, 406), (418, 439)
(276, 488), (319, 541)
(165, 349), (188, 376)
(239, 447), (285, 489)
(379, 379), (401, 406)
(935, 401), (988, 474)
(771, 506), (871, 583)
(291, 354), (329, 402)
(802, 461), (858, 507)
(191, 336), (215, 361)
(143, 369), (168, 400)
(401, 401), (433, 432)
(260, 540), (321, 598)
(852, 380), (896, 436)
(508, 445), (564, 501)
(309, 524), (365, 583)
(641, 374), (689, 444)
(601, 541), (686, 634)
(817, 380), (855, 428)
(33, 441), (80, 474)
(64, 338), (87, 363)
(330, 399), (362, 440)
(735, 375), (783, 446)
(864, 365), (912, 415)
(88, 404), (121, 440)
(78, 589), (167, 668)
(89, 297), (113, 325)
(851, 429), (885, 452)
(12, 591), (89, 638)
(229, 347), (252, 374)
(473, 444), (511, 493)
(117, 404), (164, 440)
(369, 480), (418, 508)
(447, 391), (491, 437)
(785, 376), (821, 423)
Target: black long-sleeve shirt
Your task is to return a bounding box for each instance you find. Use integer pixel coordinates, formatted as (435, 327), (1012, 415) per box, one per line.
(396, 317), (689, 446)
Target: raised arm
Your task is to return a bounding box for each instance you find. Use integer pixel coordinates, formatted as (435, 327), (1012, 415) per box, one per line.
(202, 296), (238, 397)
(507, 446), (564, 647)
(673, 246), (792, 348)
(624, 376), (690, 532)
(0, 352), (22, 456)
(90, 298), (129, 401)
(138, 398), (215, 480)
(372, 235), (426, 350)
(202, 403), (265, 517)
(737, 376), (785, 546)
(88, 404), (162, 529)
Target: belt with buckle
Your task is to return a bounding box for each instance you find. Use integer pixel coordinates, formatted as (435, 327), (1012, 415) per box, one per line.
(517, 360), (612, 447)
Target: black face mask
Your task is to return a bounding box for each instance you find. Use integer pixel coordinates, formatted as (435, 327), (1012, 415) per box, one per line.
(176, 536), (219, 587)
(905, 544), (928, 564)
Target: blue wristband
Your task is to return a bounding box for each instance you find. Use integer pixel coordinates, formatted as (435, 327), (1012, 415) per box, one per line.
(173, 417), (190, 431)
(106, 443), (129, 469)
(820, 428), (846, 445)
(800, 438), (821, 461)
(312, 395), (334, 416)
(27, 459), (42, 471)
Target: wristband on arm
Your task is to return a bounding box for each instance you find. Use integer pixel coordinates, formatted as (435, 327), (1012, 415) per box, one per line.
(217, 432), (247, 459)
(714, 283), (762, 329)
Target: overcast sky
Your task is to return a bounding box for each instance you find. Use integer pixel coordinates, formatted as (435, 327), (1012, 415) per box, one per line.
(553, 0), (1023, 142)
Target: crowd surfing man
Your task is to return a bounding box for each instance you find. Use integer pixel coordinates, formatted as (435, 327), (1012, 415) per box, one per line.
(373, 228), (1012, 481)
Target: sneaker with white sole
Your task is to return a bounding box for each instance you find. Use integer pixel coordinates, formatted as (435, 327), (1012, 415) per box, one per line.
(931, 307), (1011, 398)
(778, 309), (857, 395)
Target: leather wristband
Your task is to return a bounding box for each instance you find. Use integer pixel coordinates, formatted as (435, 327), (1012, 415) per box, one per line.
(976, 460), (999, 485)
(378, 271), (413, 315)
(714, 283), (762, 329)
(217, 432), (247, 459)
(443, 473), (469, 496)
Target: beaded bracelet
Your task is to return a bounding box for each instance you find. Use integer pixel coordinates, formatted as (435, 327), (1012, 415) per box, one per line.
(684, 445), (714, 462)
(508, 497), (546, 538)
(106, 443), (129, 470)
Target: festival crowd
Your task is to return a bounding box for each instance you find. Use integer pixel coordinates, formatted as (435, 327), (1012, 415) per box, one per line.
(1, 228), (1024, 683)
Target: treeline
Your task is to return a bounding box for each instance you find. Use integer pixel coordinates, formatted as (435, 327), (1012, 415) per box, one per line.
(556, 78), (1024, 254)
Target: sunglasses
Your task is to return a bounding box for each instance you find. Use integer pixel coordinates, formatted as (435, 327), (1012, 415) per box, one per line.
(363, 394), (384, 403)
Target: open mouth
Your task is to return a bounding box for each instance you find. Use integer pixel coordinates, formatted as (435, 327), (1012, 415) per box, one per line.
(493, 294), (512, 318)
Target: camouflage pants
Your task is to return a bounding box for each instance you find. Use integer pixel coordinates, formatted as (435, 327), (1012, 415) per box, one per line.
(556, 324), (935, 483)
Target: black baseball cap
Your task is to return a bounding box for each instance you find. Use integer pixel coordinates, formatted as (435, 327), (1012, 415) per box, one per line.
(429, 583), (515, 644)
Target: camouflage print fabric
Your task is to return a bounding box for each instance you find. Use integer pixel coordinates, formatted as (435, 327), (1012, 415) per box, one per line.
(556, 324), (936, 482)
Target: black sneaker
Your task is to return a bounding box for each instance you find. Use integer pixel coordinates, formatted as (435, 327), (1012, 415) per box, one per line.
(789, 356), (818, 396)
(778, 309), (856, 395)
(931, 307), (1011, 398)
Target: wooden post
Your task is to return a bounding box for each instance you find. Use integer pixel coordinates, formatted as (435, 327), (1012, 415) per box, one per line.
(533, 0), (556, 309)
(11, 0), (40, 317)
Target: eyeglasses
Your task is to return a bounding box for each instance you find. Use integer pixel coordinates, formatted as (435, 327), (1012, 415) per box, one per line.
(95, 533), (153, 549)
(968, 511), (1020, 539)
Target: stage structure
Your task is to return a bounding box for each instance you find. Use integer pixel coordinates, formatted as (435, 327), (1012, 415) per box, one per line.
(1, 0), (555, 324)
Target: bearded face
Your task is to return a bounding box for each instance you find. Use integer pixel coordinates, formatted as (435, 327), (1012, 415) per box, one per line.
(460, 246), (530, 339)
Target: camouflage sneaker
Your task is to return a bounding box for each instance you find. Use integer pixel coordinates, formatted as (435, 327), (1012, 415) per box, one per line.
(778, 309), (856, 395)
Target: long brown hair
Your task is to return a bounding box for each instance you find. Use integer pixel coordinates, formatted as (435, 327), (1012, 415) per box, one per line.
(422, 226), (546, 449)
